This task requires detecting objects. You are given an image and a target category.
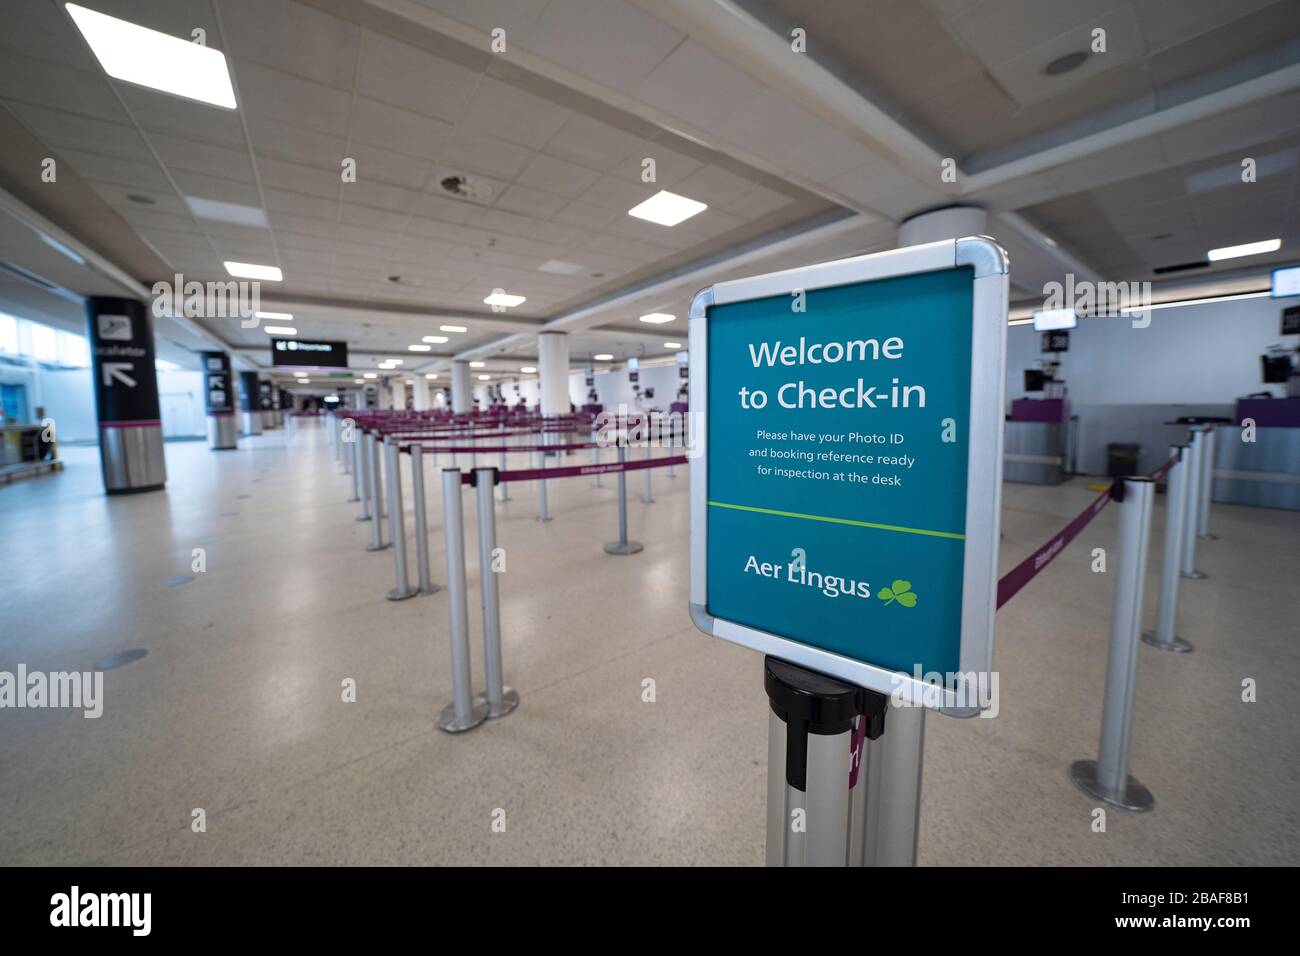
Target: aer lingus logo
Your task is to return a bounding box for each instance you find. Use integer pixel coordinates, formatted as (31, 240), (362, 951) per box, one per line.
(877, 579), (917, 608)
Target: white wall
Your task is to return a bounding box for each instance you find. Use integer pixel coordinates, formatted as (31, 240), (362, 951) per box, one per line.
(1006, 295), (1291, 405)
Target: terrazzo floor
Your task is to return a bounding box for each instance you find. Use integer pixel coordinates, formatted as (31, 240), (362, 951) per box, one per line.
(1, 420), (1296, 866)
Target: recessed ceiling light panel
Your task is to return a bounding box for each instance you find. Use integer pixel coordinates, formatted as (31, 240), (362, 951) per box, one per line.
(627, 190), (707, 227)
(66, 3), (237, 109)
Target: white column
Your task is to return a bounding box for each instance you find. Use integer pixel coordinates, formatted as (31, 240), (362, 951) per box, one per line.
(898, 205), (987, 247)
(378, 379), (393, 409)
(414, 376), (431, 411)
(451, 361), (472, 414)
(389, 378), (406, 411)
(537, 332), (570, 417)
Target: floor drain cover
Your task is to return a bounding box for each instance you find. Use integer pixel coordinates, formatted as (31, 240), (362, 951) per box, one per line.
(162, 575), (194, 586)
(94, 649), (148, 670)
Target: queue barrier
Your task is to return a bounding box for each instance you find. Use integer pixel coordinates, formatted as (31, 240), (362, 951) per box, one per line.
(332, 411), (1220, 839)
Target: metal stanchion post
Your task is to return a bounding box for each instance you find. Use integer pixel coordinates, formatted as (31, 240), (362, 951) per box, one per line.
(1180, 429), (1206, 579)
(410, 443), (437, 596)
(642, 433), (654, 504)
(351, 430), (365, 512)
(604, 445), (643, 555)
(439, 468), (488, 734)
(765, 657), (885, 867)
(498, 422), (509, 502)
(591, 426), (601, 488)
(851, 703), (925, 866)
(473, 468), (519, 719)
(1070, 477), (1156, 811)
(1197, 426), (1217, 540)
(384, 437), (418, 600)
(1143, 446), (1192, 653)
(366, 432), (388, 552)
(536, 442), (551, 522)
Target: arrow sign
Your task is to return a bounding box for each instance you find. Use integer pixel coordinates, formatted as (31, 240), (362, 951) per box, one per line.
(102, 362), (137, 388)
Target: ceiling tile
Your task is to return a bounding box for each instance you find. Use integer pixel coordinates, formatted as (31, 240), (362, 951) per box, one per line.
(356, 30), (481, 124)
(542, 113), (642, 171)
(234, 59), (352, 136)
(460, 75), (574, 151)
(525, 0), (684, 92)
(514, 153), (602, 199)
(220, 0), (359, 90)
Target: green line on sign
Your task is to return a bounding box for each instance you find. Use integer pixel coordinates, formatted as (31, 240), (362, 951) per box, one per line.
(707, 500), (965, 540)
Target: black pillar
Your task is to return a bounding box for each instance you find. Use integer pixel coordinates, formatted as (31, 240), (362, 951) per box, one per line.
(85, 296), (165, 494)
(201, 351), (237, 450)
(238, 371), (262, 436)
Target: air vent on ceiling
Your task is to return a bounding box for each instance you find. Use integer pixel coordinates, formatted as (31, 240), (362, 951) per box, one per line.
(1152, 261), (1210, 275)
(439, 174), (492, 201)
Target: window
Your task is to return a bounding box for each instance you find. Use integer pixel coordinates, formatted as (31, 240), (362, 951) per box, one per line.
(58, 330), (90, 367)
(0, 313), (16, 354)
(29, 322), (58, 363)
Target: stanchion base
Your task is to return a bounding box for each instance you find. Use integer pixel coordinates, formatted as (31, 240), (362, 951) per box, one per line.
(642, 497), (655, 504)
(438, 700), (489, 734)
(1197, 533), (1219, 541)
(604, 541), (643, 555)
(1180, 570), (1207, 580)
(348, 495), (359, 503)
(1068, 759), (1154, 812)
(475, 687), (520, 719)
(537, 515), (552, 523)
(356, 515), (371, 522)
(366, 542), (390, 552)
(1141, 630), (1193, 653)
(386, 586), (418, 601)
(419, 583), (441, 596)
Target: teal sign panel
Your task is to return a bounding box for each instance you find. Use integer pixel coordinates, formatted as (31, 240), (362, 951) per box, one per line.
(706, 267), (974, 678)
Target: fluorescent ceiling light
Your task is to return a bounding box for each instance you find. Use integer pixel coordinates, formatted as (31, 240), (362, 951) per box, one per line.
(425, 373), (438, 380)
(224, 261), (282, 281)
(627, 190), (707, 227)
(264, 325), (296, 335)
(1008, 318), (1033, 326)
(1206, 239), (1281, 262)
(664, 342), (682, 349)
(66, 4), (237, 109)
(478, 374), (490, 381)
(363, 372), (377, 379)
(538, 260), (584, 276)
(440, 325), (467, 333)
(422, 335), (448, 344)
(298, 379), (310, 384)
(1272, 265), (1300, 298)
(1119, 291), (1271, 313)
(469, 361), (485, 368)
(1032, 308), (1077, 331)
(408, 344), (432, 352)
(255, 311), (292, 321)
(593, 353), (613, 361)
(184, 196), (268, 228)
(483, 291), (525, 308)
(154, 358), (180, 371)
(639, 312), (675, 324)
(520, 366), (536, 374)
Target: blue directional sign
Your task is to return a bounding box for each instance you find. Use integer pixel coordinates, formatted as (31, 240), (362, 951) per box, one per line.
(688, 238), (1008, 708)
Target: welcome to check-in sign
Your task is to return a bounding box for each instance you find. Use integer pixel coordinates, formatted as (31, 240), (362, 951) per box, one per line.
(688, 237), (1008, 711)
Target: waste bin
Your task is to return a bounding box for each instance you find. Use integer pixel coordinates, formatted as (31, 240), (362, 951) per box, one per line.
(1107, 443), (1140, 478)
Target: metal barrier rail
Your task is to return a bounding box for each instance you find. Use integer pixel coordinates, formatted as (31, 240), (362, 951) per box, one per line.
(457, 454), (689, 485)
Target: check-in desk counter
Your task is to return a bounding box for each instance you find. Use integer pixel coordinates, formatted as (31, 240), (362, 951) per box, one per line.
(1214, 397), (1300, 511)
(1004, 398), (1068, 485)
(0, 423), (60, 483)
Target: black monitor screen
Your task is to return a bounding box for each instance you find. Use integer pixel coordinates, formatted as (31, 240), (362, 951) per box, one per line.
(1262, 354), (1293, 383)
(1024, 369), (1046, 392)
(1283, 305), (1300, 336)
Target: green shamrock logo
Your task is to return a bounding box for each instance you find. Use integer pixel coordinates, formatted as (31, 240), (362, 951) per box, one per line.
(878, 580), (917, 608)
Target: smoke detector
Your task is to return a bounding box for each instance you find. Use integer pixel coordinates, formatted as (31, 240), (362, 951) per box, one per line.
(439, 174), (491, 201)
